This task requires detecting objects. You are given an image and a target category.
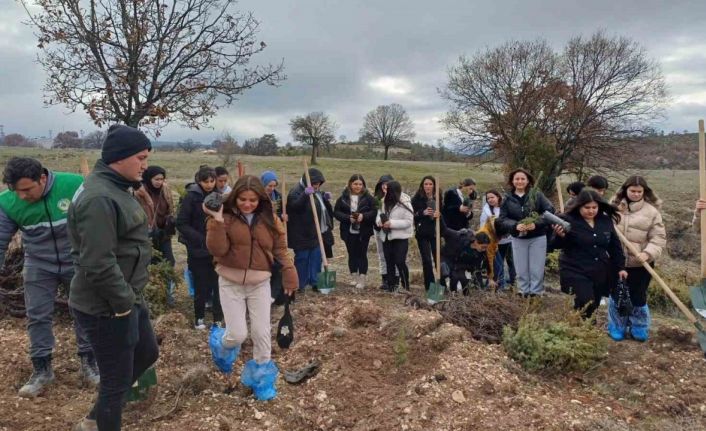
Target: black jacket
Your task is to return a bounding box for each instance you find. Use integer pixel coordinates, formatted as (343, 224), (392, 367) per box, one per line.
(286, 169), (334, 251)
(333, 189), (376, 240)
(498, 189), (555, 239)
(411, 193), (443, 239)
(176, 183), (213, 259)
(442, 188), (473, 231)
(551, 212), (625, 295)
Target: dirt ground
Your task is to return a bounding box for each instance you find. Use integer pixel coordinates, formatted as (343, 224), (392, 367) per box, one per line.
(1, 271), (706, 431)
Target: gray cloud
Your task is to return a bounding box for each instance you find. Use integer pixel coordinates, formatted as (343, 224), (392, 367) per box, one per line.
(1, 0), (705, 145)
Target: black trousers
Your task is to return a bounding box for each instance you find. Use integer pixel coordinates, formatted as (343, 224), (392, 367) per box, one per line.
(343, 233), (372, 275)
(625, 266), (651, 307)
(188, 255), (223, 323)
(383, 238), (410, 290)
(416, 235), (436, 291)
(73, 303), (159, 431)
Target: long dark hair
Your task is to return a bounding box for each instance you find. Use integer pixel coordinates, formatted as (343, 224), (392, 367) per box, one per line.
(384, 181), (407, 213)
(222, 175), (277, 234)
(565, 189), (621, 224)
(413, 175), (437, 200)
(614, 175), (660, 205)
(485, 189), (503, 208)
(507, 168), (535, 192)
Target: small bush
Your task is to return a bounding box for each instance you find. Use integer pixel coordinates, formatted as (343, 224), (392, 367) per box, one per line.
(394, 327), (408, 367)
(502, 313), (608, 373)
(144, 253), (180, 317)
(545, 251), (560, 275)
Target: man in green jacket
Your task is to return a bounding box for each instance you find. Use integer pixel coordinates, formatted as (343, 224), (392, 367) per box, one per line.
(69, 124), (158, 431)
(0, 157), (98, 398)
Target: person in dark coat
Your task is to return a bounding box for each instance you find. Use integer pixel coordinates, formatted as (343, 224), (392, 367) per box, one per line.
(261, 170), (286, 304)
(551, 189), (627, 319)
(442, 178), (477, 230)
(440, 229), (490, 294)
(497, 168), (555, 297)
(333, 174), (377, 288)
(411, 175), (443, 291)
(286, 168), (334, 291)
(176, 165), (223, 328)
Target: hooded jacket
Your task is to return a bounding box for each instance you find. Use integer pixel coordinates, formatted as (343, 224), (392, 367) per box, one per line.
(67, 160), (152, 316)
(286, 169), (334, 250)
(176, 182), (214, 259)
(610, 197), (666, 267)
(375, 194), (414, 241)
(0, 169), (83, 270)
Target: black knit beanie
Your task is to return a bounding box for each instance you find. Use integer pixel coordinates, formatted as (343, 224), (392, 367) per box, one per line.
(101, 125), (152, 164)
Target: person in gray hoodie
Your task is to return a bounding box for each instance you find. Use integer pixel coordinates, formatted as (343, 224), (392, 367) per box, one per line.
(0, 157), (97, 398)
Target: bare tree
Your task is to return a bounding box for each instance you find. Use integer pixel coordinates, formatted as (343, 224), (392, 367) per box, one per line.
(441, 32), (666, 194)
(178, 139), (199, 153)
(83, 130), (107, 149)
(20, 0), (285, 134)
(53, 131), (83, 148)
(360, 104), (415, 160)
(289, 112), (337, 165)
(213, 133), (240, 166)
(3, 134), (35, 147)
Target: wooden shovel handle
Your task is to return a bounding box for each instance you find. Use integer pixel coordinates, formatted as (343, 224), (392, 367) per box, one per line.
(435, 177), (441, 282)
(555, 177), (564, 213)
(699, 120), (706, 278)
(614, 227), (698, 324)
(302, 159), (329, 268)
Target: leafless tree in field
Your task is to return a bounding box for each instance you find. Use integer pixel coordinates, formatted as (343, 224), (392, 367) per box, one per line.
(360, 104), (415, 160)
(20, 0), (285, 134)
(290, 112), (337, 165)
(441, 32), (666, 194)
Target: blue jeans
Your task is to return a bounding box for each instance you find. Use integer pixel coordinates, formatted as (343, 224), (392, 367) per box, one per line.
(73, 302), (159, 431)
(294, 247), (321, 289)
(24, 265), (92, 358)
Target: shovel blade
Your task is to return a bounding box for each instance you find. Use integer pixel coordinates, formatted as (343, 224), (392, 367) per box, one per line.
(316, 269), (336, 294)
(426, 281), (445, 304)
(689, 285), (706, 319)
(697, 331), (706, 358)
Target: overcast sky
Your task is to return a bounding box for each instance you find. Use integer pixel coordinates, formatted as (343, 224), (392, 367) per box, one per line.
(1, 0), (705, 146)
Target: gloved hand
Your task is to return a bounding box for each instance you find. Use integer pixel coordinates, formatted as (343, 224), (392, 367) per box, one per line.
(323, 191), (332, 200)
(304, 186), (315, 195)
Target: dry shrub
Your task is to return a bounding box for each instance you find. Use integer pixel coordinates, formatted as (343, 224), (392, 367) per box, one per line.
(502, 312), (608, 373)
(348, 303), (382, 327)
(437, 291), (526, 343)
(663, 209), (699, 262)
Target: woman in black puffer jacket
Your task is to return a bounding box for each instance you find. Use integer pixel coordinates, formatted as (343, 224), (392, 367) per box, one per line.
(411, 175), (443, 291)
(497, 168), (554, 297)
(176, 165), (223, 329)
(333, 174), (377, 288)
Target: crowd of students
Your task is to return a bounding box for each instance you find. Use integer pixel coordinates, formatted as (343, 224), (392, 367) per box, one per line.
(0, 124), (676, 429)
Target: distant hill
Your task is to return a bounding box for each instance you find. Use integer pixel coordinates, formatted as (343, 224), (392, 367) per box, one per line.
(626, 133), (699, 170)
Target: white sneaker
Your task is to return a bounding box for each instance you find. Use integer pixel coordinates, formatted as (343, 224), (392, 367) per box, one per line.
(355, 274), (366, 289)
(349, 272), (358, 286)
(194, 318), (206, 330)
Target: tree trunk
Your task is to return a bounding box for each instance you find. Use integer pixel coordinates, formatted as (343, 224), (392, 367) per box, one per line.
(310, 145), (318, 165)
(384, 145), (390, 160)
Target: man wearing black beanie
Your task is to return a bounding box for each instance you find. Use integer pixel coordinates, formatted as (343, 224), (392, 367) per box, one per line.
(69, 124), (158, 431)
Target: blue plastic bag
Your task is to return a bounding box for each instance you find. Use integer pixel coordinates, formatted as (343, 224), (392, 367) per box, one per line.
(241, 359), (278, 401)
(209, 326), (239, 373)
(184, 267), (194, 298)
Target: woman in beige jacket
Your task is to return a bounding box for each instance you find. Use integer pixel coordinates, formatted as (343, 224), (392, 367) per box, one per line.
(609, 176), (666, 342)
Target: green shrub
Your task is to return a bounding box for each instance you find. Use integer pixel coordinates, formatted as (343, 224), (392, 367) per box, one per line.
(143, 251), (180, 317)
(393, 327), (409, 367)
(502, 313), (608, 373)
(545, 251), (560, 275)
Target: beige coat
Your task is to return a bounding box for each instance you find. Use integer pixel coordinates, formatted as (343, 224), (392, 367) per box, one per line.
(611, 197), (666, 268)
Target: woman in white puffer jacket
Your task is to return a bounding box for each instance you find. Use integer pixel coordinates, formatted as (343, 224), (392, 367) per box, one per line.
(609, 175), (666, 342)
(376, 181), (414, 292)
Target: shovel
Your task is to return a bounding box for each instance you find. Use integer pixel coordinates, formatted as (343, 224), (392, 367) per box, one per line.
(555, 177), (565, 213)
(427, 177), (445, 304)
(79, 156), (90, 177)
(690, 119), (706, 318)
(614, 228), (706, 355)
(303, 159), (336, 294)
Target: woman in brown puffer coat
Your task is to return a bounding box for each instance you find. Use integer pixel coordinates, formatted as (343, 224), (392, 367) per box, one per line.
(608, 175), (666, 342)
